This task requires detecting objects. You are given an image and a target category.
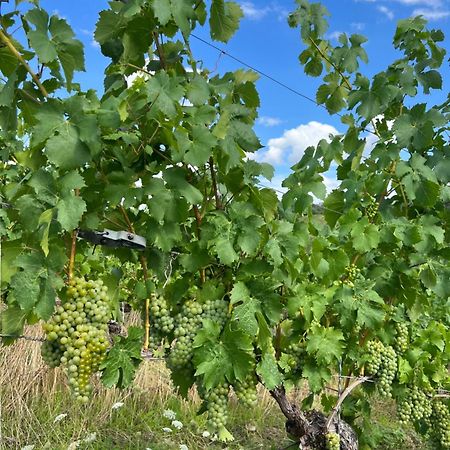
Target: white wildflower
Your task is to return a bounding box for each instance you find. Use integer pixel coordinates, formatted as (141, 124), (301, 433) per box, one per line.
(66, 441), (80, 450)
(162, 409), (176, 420)
(162, 427), (173, 433)
(53, 413), (68, 423)
(172, 420), (183, 429)
(111, 402), (124, 410)
(179, 445), (188, 450)
(82, 432), (97, 443)
(202, 430), (211, 438)
(21, 446), (35, 450)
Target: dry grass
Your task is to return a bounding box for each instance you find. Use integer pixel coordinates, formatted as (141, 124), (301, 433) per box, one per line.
(0, 318), (429, 450)
(0, 319), (285, 450)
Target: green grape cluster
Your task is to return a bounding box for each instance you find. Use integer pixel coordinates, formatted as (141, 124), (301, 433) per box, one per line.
(205, 383), (230, 430)
(42, 276), (110, 403)
(366, 340), (397, 397)
(285, 341), (303, 371)
(169, 299), (228, 369)
(342, 264), (361, 287)
(234, 376), (258, 406)
(395, 322), (409, 353)
(326, 432), (340, 450)
(365, 196), (378, 221)
(150, 294), (174, 334)
(398, 386), (432, 425)
(430, 400), (450, 449)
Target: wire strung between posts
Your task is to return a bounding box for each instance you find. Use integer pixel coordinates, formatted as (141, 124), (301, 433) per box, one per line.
(0, 333), (45, 342)
(191, 33), (379, 138)
(191, 33), (325, 111)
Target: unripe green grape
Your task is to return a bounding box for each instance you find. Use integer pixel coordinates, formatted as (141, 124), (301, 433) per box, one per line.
(326, 432), (340, 450)
(234, 376), (258, 406)
(42, 275), (111, 402)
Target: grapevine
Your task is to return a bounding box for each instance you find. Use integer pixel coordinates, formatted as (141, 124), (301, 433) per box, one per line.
(1, 0), (449, 448)
(42, 277), (110, 402)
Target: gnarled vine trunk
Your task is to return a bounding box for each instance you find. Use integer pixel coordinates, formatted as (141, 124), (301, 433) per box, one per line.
(271, 387), (358, 450)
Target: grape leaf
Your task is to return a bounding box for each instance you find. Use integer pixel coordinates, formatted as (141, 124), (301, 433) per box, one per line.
(56, 195), (87, 231)
(256, 353), (283, 390)
(10, 270), (41, 312)
(193, 321), (254, 389)
(306, 325), (345, 364)
(100, 327), (143, 389)
(210, 0), (243, 43)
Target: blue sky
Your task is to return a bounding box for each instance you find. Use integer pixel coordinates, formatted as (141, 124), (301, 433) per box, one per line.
(22, 1), (450, 191)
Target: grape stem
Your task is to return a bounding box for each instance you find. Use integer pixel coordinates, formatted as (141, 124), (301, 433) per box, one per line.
(118, 204), (151, 350)
(68, 229), (78, 284)
(209, 156), (222, 210)
(325, 376), (371, 432)
(0, 29), (49, 98)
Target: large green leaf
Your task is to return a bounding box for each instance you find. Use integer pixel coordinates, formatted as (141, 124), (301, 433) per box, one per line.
(210, 0), (243, 43)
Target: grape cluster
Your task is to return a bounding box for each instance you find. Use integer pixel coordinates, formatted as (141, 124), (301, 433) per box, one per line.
(395, 322), (409, 354)
(285, 341), (304, 372)
(145, 295), (175, 354)
(366, 340), (397, 397)
(168, 299), (228, 368)
(430, 400), (450, 449)
(42, 277), (110, 403)
(342, 264), (361, 287)
(326, 432), (340, 450)
(150, 294), (174, 334)
(398, 386), (432, 425)
(205, 383), (230, 430)
(365, 196), (378, 221)
(234, 376), (258, 406)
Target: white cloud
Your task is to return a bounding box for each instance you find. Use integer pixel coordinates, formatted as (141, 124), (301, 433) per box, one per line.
(257, 121), (338, 165)
(323, 175), (340, 194)
(241, 2), (271, 20)
(257, 116), (283, 127)
(356, 0), (450, 21)
(377, 5), (395, 19)
(356, 0), (443, 4)
(395, 0), (443, 6)
(80, 29), (100, 48)
(259, 175), (288, 198)
(351, 22), (366, 30)
(412, 7), (450, 18)
(240, 2), (288, 21)
(327, 31), (344, 41)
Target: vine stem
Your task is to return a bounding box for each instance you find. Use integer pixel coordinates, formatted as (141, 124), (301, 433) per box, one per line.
(118, 205), (151, 350)
(68, 189), (80, 284)
(68, 230), (78, 284)
(309, 37), (352, 90)
(209, 156), (222, 209)
(153, 31), (166, 69)
(0, 29), (49, 98)
(326, 377), (371, 432)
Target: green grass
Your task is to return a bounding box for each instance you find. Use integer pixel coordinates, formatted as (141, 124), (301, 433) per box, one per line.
(0, 326), (434, 450)
(1, 383), (433, 450)
(1, 384), (289, 450)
